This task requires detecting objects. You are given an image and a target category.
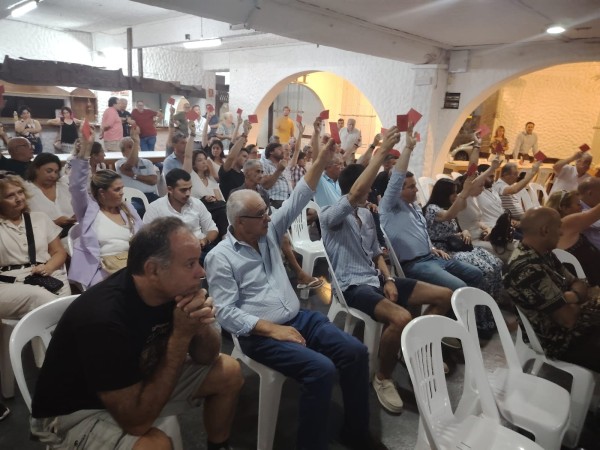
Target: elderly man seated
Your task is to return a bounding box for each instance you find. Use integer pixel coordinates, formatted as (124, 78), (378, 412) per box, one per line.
(206, 138), (387, 450)
(492, 161), (541, 220)
(0, 136), (33, 178)
(144, 168), (218, 263)
(504, 207), (600, 372)
(550, 150), (592, 194)
(31, 217), (243, 450)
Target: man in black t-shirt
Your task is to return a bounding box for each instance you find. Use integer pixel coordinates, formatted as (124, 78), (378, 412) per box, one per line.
(219, 134), (249, 200)
(31, 217), (243, 450)
(0, 137), (33, 178)
(118, 98), (133, 137)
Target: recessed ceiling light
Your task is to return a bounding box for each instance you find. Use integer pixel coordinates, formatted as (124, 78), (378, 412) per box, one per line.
(546, 25), (566, 35)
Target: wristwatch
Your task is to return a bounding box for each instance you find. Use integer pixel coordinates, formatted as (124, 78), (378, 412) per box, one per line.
(385, 276), (395, 283)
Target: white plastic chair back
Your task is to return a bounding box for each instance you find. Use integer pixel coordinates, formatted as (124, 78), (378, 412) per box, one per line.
(517, 188), (534, 211)
(451, 171), (462, 180)
(382, 230), (405, 278)
(0, 319), (18, 398)
(66, 222), (81, 257)
(123, 186), (150, 211)
(401, 315), (543, 450)
(552, 249), (586, 279)
(9, 295), (79, 411)
(435, 174), (451, 180)
(528, 182), (548, 206)
(452, 287), (570, 450)
(417, 176), (435, 204)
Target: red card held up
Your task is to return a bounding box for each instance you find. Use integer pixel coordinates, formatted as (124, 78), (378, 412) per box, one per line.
(82, 120), (92, 140)
(296, 114), (303, 123)
(167, 97), (175, 105)
(466, 163), (477, 176)
(329, 122), (341, 144)
(494, 142), (504, 154)
(534, 151), (546, 162)
(580, 143), (590, 152)
(319, 110), (329, 120)
(407, 108), (422, 126)
(236, 108), (243, 115)
(248, 114), (258, 124)
(396, 115), (409, 132)
(186, 110), (200, 121)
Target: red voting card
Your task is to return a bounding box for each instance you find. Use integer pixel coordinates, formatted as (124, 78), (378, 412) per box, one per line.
(82, 120), (92, 140)
(407, 108), (422, 126)
(466, 163), (478, 176)
(381, 128), (388, 135)
(396, 115), (409, 132)
(389, 149), (401, 158)
(320, 110), (329, 120)
(248, 114), (258, 124)
(296, 114), (303, 123)
(206, 104), (215, 112)
(580, 143), (590, 152)
(186, 110), (199, 121)
(167, 97), (175, 105)
(534, 151), (546, 162)
(415, 132), (421, 142)
(329, 122), (341, 144)
(236, 108), (243, 115)
(494, 142), (504, 154)
(478, 124), (491, 138)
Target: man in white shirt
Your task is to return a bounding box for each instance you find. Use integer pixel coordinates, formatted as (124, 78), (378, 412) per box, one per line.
(550, 151), (592, 194)
(143, 168), (218, 263)
(512, 121), (538, 161)
(340, 118), (362, 165)
(192, 105), (206, 151)
(492, 161), (541, 220)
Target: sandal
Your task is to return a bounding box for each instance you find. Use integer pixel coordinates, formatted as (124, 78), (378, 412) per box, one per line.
(297, 277), (324, 289)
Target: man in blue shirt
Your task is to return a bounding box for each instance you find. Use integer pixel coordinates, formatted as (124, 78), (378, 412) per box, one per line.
(321, 128), (452, 414)
(380, 132), (483, 291)
(206, 139), (386, 450)
(314, 153), (343, 207)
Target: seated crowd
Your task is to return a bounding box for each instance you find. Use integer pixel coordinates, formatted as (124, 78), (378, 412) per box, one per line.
(1, 101), (599, 449)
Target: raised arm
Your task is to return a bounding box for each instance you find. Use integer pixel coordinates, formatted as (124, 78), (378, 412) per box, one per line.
(304, 139), (336, 190)
(469, 131), (481, 167)
(356, 133), (381, 167)
(473, 156), (501, 187)
(553, 151), (582, 175)
(431, 174), (476, 222)
(223, 121), (250, 172)
(311, 116), (322, 161)
(261, 159), (287, 190)
(562, 201), (600, 235)
(182, 122), (196, 174)
(201, 111), (212, 148)
(502, 161), (541, 195)
(289, 121), (305, 168)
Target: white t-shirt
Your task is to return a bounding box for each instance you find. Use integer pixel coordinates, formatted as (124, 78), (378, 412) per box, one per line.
(143, 196), (217, 240)
(190, 171), (223, 200)
(26, 180), (74, 221)
(477, 188), (505, 227)
(549, 165), (591, 195)
(93, 212), (132, 256)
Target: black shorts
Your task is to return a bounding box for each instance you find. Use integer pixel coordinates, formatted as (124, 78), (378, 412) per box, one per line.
(343, 277), (417, 320)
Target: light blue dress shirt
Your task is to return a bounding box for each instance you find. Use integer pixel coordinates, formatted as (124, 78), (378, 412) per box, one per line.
(320, 195), (381, 291)
(379, 170), (432, 262)
(314, 174), (341, 207)
(205, 178), (314, 336)
(162, 153), (182, 176)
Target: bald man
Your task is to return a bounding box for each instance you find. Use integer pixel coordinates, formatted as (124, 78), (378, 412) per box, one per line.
(550, 150), (592, 194)
(0, 137), (33, 177)
(577, 177), (600, 250)
(504, 207), (600, 372)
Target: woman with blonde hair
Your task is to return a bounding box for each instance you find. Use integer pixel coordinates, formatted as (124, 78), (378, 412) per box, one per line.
(488, 125), (509, 161)
(0, 171), (71, 320)
(69, 137), (142, 289)
(545, 190), (600, 285)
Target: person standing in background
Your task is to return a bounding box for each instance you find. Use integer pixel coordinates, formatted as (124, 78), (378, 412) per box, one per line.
(512, 122), (538, 162)
(274, 106), (295, 144)
(131, 100), (162, 151)
(101, 97), (123, 152)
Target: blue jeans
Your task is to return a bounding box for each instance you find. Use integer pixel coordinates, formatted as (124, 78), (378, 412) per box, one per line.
(403, 253), (483, 291)
(239, 310), (370, 450)
(139, 135), (156, 151)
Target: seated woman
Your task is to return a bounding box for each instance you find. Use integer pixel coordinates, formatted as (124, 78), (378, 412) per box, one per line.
(69, 138), (142, 289)
(25, 153), (76, 246)
(0, 172), (71, 321)
(545, 190), (600, 286)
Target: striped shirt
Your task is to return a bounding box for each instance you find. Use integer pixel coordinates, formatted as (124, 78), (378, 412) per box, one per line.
(262, 158), (292, 201)
(492, 179), (525, 219)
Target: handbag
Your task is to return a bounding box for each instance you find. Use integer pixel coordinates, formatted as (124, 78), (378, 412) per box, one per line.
(489, 210), (514, 252)
(22, 212), (64, 294)
(201, 198), (226, 213)
(432, 235), (474, 252)
(101, 251), (128, 274)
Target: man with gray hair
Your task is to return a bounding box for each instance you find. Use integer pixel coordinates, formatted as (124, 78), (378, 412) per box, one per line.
(577, 176), (600, 250)
(550, 150), (592, 194)
(206, 138), (387, 450)
(492, 161), (541, 220)
(314, 153), (343, 207)
(340, 118), (362, 165)
(32, 217), (243, 450)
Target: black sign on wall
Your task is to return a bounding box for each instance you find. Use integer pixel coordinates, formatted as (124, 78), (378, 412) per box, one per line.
(443, 92), (461, 109)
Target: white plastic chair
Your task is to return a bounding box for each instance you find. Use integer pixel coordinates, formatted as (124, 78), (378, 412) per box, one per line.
(382, 230), (405, 278)
(516, 188), (534, 211)
(230, 336), (286, 450)
(514, 306), (596, 448)
(9, 295), (183, 450)
(552, 249), (587, 279)
(417, 176), (435, 204)
(323, 252), (382, 379)
(452, 287), (570, 450)
(401, 315), (544, 450)
(289, 200), (327, 299)
(435, 173), (451, 180)
(66, 222), (81, 257)
(528, 182), (548, 207)
(123, 186), (150, 211)
(451, 171), (462, 180)
(0, 319), (18, 398)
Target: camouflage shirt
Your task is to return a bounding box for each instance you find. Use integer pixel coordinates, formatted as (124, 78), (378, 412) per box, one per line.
(503, 243), (598, 358)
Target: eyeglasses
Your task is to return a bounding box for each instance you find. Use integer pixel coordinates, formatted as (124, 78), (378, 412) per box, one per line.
(240, 208), (270, 220)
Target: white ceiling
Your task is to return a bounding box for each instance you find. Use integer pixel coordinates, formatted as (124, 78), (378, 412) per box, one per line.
(2, 0), (600, 63)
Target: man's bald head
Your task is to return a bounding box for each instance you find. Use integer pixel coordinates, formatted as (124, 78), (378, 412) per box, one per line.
(520, 207), (562, 252)
(7, 137), (33, 162)
(578, 176), (600, 207)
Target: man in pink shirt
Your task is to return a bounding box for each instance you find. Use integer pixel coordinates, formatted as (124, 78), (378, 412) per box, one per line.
(131, 100), (162, 151)
(102, 97), (123, 151)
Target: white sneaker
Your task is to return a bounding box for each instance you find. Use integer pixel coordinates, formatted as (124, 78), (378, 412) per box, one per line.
(372, 376), (403, 413)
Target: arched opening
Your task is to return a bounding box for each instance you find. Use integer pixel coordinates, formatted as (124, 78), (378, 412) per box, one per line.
(437, 61), (600, 173)
(249, 71), (382, 150)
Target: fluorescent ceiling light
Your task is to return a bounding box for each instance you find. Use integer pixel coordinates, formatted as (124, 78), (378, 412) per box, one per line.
(10, 0), (37, 17)
(546, 25), (566, 35)
(183, 38), (222, 49)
